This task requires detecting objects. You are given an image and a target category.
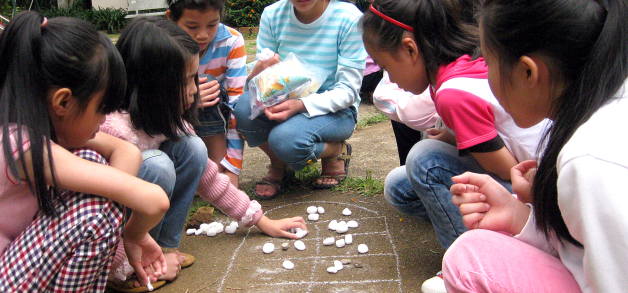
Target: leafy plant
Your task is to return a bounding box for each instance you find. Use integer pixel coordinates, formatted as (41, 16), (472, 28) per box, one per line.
(224, 0), (276, 28)
(335, 170), (384, 197)
(356, 112), (389, 130)
(91, 6), (128, 33)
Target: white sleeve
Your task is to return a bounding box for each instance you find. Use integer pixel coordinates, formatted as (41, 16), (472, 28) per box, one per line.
(557, 155), (628, 293)
(372, 72), (439, 131)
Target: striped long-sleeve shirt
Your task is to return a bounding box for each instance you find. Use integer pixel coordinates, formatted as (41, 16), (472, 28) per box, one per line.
(197, 23), (247, 174)
(257, 0), (366, 117)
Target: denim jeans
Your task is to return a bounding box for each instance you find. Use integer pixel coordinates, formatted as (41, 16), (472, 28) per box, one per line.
(138, 135), (207, 248)
(233, 91), (357, 171)
(384, 139), (512, 249)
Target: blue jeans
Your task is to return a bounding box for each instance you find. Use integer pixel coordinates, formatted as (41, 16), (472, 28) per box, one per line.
(384, 139), (512, 249)
(138, 135), (207, 248)
(233, 91), (357, 171)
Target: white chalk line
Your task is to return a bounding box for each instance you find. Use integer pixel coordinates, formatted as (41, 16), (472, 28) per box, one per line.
(216, 227), (251, 292)
(306, 225), (321, 292)
(217, 202), (401, 292)
(250, 278), (402, 287)
(382, 216), (403, 292)
(257, 252), (397, 261)
(263, 200), (380, 216)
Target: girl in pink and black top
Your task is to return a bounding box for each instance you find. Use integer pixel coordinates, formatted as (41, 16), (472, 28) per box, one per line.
(103, 17), (306, 291)
(360, 0), (548, 257)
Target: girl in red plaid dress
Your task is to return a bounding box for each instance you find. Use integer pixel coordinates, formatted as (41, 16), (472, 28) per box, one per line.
(0, 11), (171, 292)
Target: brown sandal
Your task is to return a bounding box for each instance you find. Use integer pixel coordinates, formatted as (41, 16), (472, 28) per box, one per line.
(106, 278), (166, 293)
(312, 141), (352, 189)
(161, 248), (195, 268)
(254, 165), (294, 200)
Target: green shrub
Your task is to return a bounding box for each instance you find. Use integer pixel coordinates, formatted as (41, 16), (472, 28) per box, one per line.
(40, 1), (127, 33)
(224, 0), (276, 28)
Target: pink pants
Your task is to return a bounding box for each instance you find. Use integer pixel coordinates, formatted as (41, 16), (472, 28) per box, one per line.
(442, 229), (582, 293)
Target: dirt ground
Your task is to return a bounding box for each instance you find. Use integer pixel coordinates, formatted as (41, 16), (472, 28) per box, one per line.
(146, 103), (445, 293)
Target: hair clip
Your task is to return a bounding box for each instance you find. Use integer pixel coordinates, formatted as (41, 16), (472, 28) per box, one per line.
(369, 4), (413, 32)
(41, 17), (48, 28)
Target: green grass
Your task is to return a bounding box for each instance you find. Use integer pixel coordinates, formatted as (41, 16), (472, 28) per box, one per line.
(335, 170), (384, 197)
(245, 41), (257, 56)
(356, 112), (389, 130)
(186, 199), (216, 220)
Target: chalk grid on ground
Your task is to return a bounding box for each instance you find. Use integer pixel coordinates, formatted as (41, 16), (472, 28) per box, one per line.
(216, 201), (402, 293)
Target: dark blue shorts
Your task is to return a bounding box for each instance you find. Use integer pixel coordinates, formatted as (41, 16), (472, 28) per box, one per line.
(194, 74), (232, 136)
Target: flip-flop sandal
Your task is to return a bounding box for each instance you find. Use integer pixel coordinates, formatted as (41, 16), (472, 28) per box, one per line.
(106, 278), (167, 293)
(313, 142), (352, 189)
(254, 167), (295, 200)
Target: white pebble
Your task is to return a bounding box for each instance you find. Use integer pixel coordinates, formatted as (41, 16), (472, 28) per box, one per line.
(347, 220), (359, 228)
(327, 266), (338, 274)
(295, 228), (308, 239)
(208, 222), (219, 228)
(146, 277), (154, 291)
(290, 228), (296, 234)
(186, 228), (196, 235)
(323, 237), (335, 246)
(215, 226), (224, 234)
(294, 240), (306, 251)
(194, 229), (204, 236)
(225, 225), (237, 234)
(334, 260), (344, 270)
(199, 223), (210, 231)
(229, 221), (239, 228)
(283, 260), (295, 270)
(215, 223), (225, 230)
(342, 208), (352, 216)
(336, 223), (348, 234)
(308, 214), (319, 221)
(328, 220), (338, 231)
(345, 234), (353, 245)
(306, 206), (318, 214)
(339, 221), (347, 226)
(206, 228), (217, 237)
(263, 243), (275, 254)
(335, 239), (346, 248)
(317, 206), (325, 214)
(358, 244), (369, 254)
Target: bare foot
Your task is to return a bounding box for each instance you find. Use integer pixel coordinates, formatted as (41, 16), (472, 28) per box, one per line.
(315, 158), (345, 186)
(256, 165), (288, 197)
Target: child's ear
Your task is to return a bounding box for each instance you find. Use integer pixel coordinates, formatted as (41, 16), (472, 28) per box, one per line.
(518, 56), (541, 88)
(401, 37), (420, 62)
(166, 10), (172, 21)
(49, 88), (75, 118)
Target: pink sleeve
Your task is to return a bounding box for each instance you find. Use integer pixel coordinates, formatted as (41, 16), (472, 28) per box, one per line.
(373, 74), (439, 131)
(196, 159), (262, 227)
(435, 88), (497, 149)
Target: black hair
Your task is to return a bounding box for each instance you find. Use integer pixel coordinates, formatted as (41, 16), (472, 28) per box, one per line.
(360, 0), (480, 77)
(116, 16), (200, 140)
(0, 11), (126, 216)
(166, 0), (226, 22)
(480, 0), (628, 246)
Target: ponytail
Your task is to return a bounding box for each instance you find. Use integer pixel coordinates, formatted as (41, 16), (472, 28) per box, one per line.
(0, 12), (126, 216)
(481, 0), (628, 246)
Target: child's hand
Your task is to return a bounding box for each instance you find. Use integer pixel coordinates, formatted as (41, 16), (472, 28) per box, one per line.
(264, 99), (306, 122)
(450, 172), (530, 235)
(249, 53), (280, 81)
(198, 77), (221, 108)
(426, 128), (457, 146)
(510, 160), (537, 203)
(255, 215), (307, 239)
(123, 233), (167, 286)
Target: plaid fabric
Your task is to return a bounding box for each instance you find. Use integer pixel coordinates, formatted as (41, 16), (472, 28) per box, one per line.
(0, 149), (124, 292)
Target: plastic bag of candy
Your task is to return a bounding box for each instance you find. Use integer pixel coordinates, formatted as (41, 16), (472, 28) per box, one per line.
(248, 52), (330, 119)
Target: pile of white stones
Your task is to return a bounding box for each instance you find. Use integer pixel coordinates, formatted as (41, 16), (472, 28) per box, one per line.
(262, 205), (370, 273)
(185, 221), (239, 237)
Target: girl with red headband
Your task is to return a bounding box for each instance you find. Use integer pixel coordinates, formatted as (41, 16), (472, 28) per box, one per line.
(360, 1), (549, 291)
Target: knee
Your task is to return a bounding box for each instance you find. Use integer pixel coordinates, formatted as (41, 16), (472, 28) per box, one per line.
(182, 136), (209, 168)
(140, 151), (176, 194)
(268, 131), (307, 163)
(384, 166), (410, 204)
(233, 93), (252, 130)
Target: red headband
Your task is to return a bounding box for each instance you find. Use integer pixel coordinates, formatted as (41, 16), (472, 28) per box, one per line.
(369, 4), (414, 32)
